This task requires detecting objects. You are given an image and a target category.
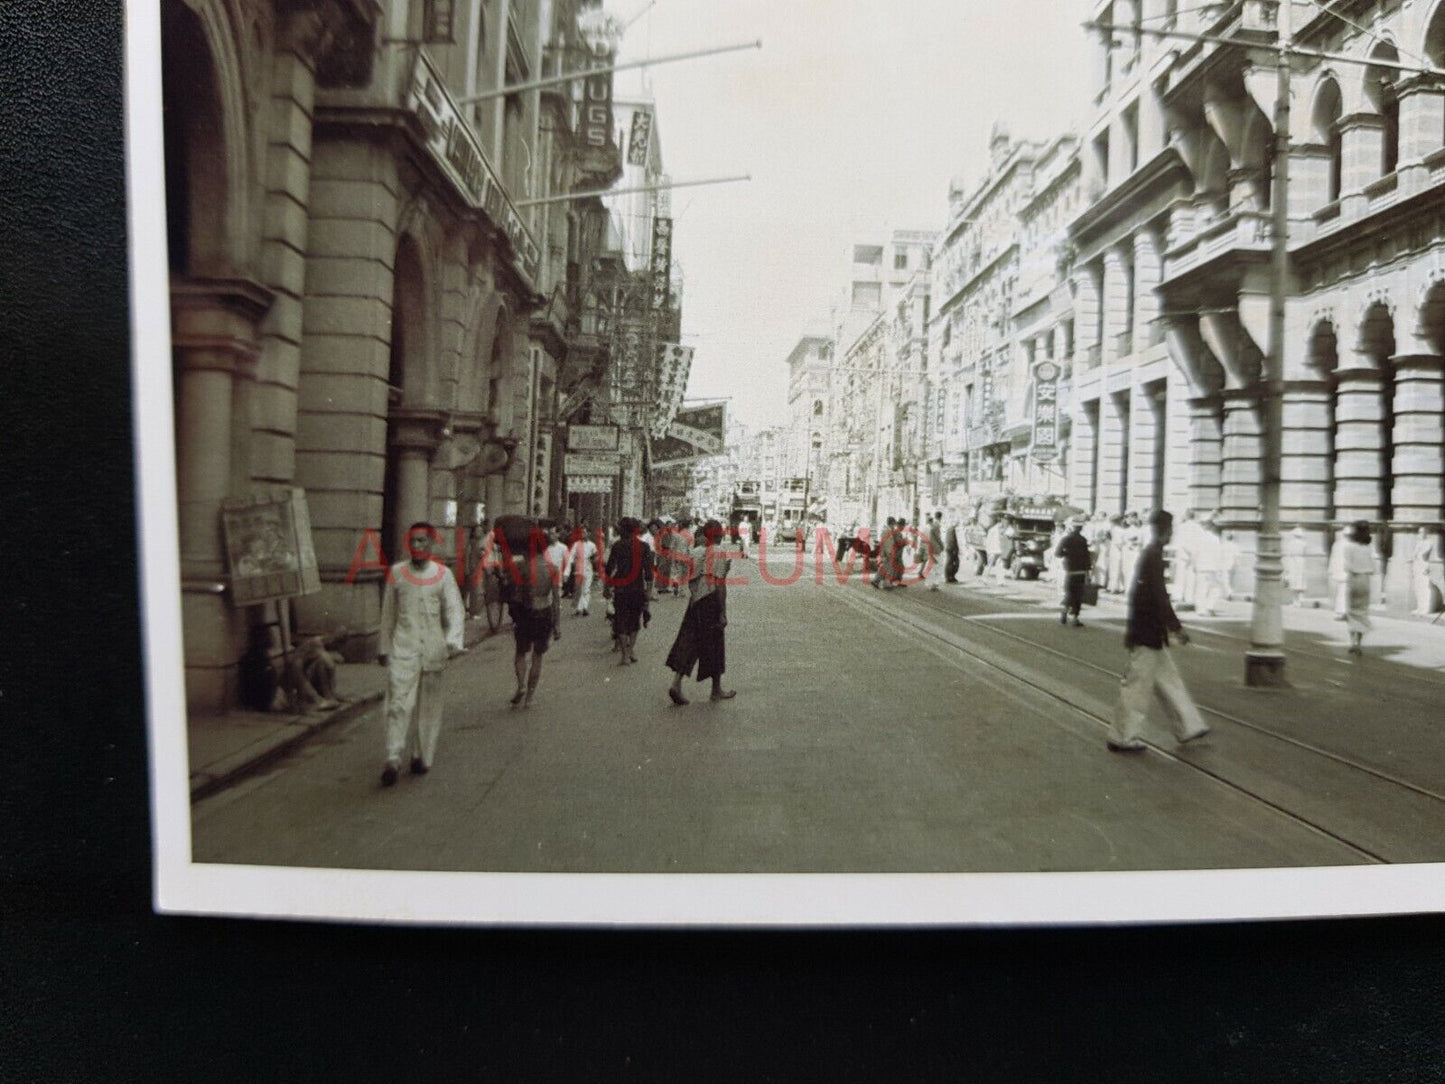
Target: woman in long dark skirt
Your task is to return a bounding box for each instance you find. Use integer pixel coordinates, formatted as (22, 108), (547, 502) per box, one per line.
(667, 519), (736, 704)
(604, 518), (653, 665)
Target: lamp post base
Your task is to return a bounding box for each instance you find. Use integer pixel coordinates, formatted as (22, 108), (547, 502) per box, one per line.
(1244, 650), (1288, 688)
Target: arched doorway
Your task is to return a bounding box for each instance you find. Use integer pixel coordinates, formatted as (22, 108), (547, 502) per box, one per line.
(380, 236), (436, 564)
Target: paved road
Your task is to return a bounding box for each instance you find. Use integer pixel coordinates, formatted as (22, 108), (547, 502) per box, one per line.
(192, 548), (1445, 872)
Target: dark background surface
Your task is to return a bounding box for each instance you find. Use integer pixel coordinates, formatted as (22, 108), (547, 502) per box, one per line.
(2, 1), (1444, 1079)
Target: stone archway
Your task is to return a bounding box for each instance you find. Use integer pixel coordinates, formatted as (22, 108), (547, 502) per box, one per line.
(1310, 76), (1344, 204)
(381, 234), (442, 563)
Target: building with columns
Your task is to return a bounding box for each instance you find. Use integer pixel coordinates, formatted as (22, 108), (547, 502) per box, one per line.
(783, 331), (833, 523)
(164, 0), (628, 712)
(1075, 0), (1445, 607)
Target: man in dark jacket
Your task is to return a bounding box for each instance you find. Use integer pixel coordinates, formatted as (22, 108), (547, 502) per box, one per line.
(1055, 518), (1092, 627)
(1107, 510), (1211, 752)
(944, 518), (961, 583)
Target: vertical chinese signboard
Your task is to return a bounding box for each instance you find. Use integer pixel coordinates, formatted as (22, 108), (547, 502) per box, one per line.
(627, 109), (653, 165)
(650, 216), (672, 312)
(1031, 360), (1061, 463)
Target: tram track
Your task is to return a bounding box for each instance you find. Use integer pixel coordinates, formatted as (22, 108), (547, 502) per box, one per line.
(831, 580), (1445, 865)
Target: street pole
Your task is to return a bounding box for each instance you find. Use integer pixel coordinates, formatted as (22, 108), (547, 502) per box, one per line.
(1246, 0), (1291, 687)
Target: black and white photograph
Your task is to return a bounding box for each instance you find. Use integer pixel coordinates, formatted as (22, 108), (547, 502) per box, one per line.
(128, 0), (1445, 925)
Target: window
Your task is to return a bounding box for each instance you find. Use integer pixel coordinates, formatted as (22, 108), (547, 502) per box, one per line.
(853, 245), (884, 265)
(851, 282), (882, 309)
(1092, 129), (1111, 191)
(813, 399), (823, 417)
(894, 251), (908, 270)
(1121, 102), (1140, 174)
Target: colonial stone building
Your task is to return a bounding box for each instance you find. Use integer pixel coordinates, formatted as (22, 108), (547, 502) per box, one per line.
(1078, 0), (1445, 606)
(164, 0), (628, 711)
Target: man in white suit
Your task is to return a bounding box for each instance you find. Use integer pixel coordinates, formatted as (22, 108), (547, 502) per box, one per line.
(378, 522), (466, 786)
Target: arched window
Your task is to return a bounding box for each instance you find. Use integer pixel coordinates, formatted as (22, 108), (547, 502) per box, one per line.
(812, 399), (823, 417)
(1365, 44), (1401, 177)
(1312, 78), (1344, 203)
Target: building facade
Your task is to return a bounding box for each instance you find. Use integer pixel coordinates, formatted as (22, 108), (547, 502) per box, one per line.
(165, 0), (634, 711)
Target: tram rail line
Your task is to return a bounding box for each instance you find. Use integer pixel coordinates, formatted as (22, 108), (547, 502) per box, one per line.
(894, 585), (1445, 808)
(834, 582), (1435, 865)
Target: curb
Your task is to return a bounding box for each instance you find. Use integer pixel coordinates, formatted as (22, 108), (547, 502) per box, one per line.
(190, 692), (383, 803)
(189, 621), (505, 803)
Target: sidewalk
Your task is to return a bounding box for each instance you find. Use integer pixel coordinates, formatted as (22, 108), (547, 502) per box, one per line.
(958, 570), (1445, 673)
(188, 616), (498, 801)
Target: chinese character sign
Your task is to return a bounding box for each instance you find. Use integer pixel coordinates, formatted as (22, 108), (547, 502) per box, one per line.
(1031, 360), (1062, 463)
(627, 109), (653, 166)
(650, 216), (672, 312)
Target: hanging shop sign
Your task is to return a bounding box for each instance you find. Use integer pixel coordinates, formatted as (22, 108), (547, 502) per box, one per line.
(627, 109), (653, 166)
(222, 488), (321, 606)
(564, 452), (622, 477)
(406, 52), (540, 285)
(650, 401), (726, 468)
(1031, 359), (1061, 463)
(651, 343), (693, 439)
(567, 423), (620, 451)
(650, 216), (673, 311)
(580, 49), (615, 150)
(567, 475), (614, 495)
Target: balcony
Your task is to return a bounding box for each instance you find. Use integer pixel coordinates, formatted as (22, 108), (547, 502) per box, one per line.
(1161, 210), (1270, 287)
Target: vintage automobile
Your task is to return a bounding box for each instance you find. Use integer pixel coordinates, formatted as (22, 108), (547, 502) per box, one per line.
(960, 496), (1069, 580)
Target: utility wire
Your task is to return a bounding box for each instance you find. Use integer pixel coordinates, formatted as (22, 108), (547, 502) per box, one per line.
(1307, 0), (1434, 73)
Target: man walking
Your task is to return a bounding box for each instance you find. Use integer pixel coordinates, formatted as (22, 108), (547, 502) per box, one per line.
(1055, 518), (1091, 627)
(871, 517), (897, 589)
(378, 522), (467, 785)
(1107, 510), (1210, 753)
(944, 513), (961, 584)
(927, 512), (946, 591)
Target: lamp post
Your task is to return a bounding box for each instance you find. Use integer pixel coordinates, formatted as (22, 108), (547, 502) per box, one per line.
(1245, 0), (1292, 687)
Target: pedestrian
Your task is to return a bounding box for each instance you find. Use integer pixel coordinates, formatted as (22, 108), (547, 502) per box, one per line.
(1411, 526), (1439, 616)
(1107, 510), (1211, 753)
(1331, 519), (1378, 655)
(545, 523), (572, 591)
(1282, 524), (1308, 606)
(464, 519), (494, 617)
(1055, 518), (1091, 627)
(1193, 520), (1224, 616)
(986, 516), (1007, 583)
(927, 512), (946, 591)
(1327, 526), (1350, 620)
(896, 517), (913, 586)
(378, 522), (467, 785)
(604, 517), (654, 666)
(666, 519), (736, 705)
(944, 514), (961, 583)
(658, 519), (692, 597)
(568, 522), (598, 616)
(1220, 530), (1240, 601)
(506, 525), (562, 706)
(871, 517), (897, 589)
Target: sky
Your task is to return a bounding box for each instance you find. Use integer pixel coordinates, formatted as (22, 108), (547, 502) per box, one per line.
(604, 0), (1094, 432)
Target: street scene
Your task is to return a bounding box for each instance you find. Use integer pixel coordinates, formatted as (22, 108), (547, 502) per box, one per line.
(158, 0), (1445, 884)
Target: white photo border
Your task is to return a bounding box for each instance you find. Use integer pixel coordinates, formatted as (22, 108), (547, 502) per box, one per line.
(127, 0), (1445, 927)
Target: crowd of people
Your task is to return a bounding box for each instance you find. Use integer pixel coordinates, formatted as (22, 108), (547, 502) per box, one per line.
(374, 517), (742, 787)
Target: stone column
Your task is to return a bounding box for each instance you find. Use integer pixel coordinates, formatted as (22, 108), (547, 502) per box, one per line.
(292, 136), (400, 654)
(1279, 380), (1334, 526)
(1128, 382), (1161, 512)
(1395, 77), (1445, 194)
(1219, 388), (1260, 527)
(1132, 230), (1161, 348)
(250, 16), (325, 490)
(1069, 396), (1099, 511)
(1165, 198), (1196, 251)
(1332, 364), (1389, 522)
(390, 423), (437, 560)
(1098, 391), (1129, 515)
(1389, 355), (1445, 524)
(1187, 395), (1223, 517)
(170, 279), (272, 712)
(1101, 248), (1130, 364)
(1289, 144), (1334, 215)
(1073, 265), (1102, 371)
(1338, 113), (1385, 213)
(1161, 378), (1192, 514)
